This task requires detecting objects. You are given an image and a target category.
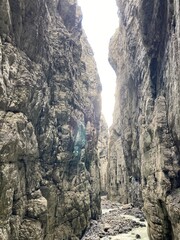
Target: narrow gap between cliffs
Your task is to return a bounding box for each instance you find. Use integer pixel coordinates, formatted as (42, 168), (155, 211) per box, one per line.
(78, 0), (118, 127)
(78, 1), (149, 240)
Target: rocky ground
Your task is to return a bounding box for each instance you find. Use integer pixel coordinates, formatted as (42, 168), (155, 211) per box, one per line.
(82, 196), (149, 240)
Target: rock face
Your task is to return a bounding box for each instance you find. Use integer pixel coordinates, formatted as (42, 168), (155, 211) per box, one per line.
(0, 0), (101, 239)
(98, 115), (108, 195)
(108, 0), (180, 239)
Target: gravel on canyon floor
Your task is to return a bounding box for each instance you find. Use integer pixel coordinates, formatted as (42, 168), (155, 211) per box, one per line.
(81, 196), (149, 240)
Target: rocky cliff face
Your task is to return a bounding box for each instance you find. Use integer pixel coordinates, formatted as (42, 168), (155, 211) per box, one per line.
(0, 0), (101, 239)
(98, 115), (108, 195)
(108, 0), (180, 239)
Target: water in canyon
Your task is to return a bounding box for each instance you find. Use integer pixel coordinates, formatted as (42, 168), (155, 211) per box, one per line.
(82, 196), (149, 239)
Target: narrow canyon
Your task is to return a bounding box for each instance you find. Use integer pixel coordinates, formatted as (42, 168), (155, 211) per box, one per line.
(0, 0), (179, 240)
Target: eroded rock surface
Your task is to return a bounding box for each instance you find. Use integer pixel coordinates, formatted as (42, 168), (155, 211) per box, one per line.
(108, 0), (180, 239)
(98, 115), (108, 195)
(0, 0), (101, 239)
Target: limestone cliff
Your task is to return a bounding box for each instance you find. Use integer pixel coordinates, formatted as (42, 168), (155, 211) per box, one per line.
(98, 115), (108, 195)
(108, 0), (180, 239)
(0, 0), (101, 239)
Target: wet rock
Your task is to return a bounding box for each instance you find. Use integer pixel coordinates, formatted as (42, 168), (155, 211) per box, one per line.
(103, 223), (111, 232)
(82, 197), (148, 240)
(136, 234), (141, 239)
(139, 218), (145, 222)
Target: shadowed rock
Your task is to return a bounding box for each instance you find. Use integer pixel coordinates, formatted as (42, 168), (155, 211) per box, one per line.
(108, 0), (180, 239)
(0, 0), (101, 239)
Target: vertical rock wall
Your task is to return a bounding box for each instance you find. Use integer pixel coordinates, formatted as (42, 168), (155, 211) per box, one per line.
(0, 0), (101, 239)
(98, 115), (108, 195)
(108, 0), (180, 239)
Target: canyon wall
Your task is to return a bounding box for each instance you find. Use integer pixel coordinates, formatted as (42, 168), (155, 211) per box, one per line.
(0, 0), (101, 239)
(98, 115), (108, 195)
(108, 0), (180, 239)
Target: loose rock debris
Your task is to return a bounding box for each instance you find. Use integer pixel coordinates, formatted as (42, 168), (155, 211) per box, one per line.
(82, 196), (148, 240)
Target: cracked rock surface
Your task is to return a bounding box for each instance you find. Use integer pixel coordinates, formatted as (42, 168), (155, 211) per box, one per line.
(0, 0), (101, 239)
(108, 0), (180, 239)
(98, 115), (108, 195)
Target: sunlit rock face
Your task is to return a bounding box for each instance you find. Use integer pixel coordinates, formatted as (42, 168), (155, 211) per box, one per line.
(108, 0), (180, 239)
(0, 0), (101, 239)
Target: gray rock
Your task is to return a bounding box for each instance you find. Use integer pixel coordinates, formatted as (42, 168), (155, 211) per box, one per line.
(0, 0), (101, 239)
(108, 0), (180, 239)
(98, 115), (109, 194)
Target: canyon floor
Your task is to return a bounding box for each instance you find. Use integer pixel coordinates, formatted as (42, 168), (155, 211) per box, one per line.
(82, 196), (149, 240)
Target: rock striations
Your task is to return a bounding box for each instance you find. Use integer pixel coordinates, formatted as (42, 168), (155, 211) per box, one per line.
(0, 0), (101, 239)
(98, 115), (108, 195)
(108, 0), (180, 239)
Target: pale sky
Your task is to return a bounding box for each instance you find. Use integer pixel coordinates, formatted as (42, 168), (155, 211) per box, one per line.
(78, 0), (119, 127)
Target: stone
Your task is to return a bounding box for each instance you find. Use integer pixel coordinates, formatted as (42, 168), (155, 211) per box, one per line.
(121, 203), (133, 210)
(108, 0), (180, 239)
(0, 0), (101, 239)
(103, 223), (111, 232)
(82, 196), (148, 239)
(98, 115), (109, 195)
